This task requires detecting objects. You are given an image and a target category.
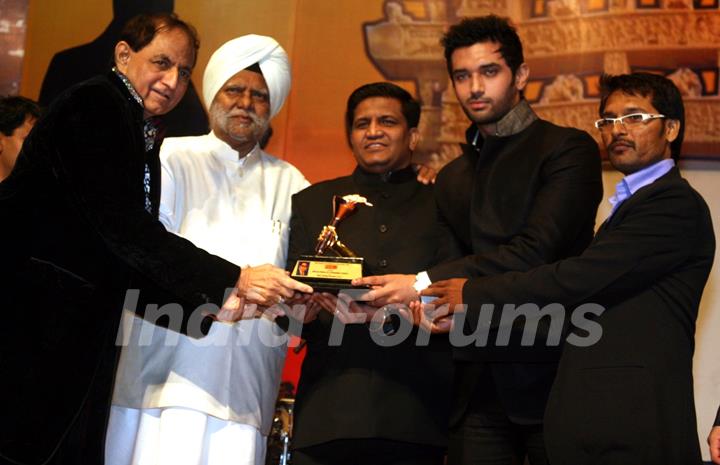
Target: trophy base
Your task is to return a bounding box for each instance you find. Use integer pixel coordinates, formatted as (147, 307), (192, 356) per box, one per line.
(291, 255), (368, 293)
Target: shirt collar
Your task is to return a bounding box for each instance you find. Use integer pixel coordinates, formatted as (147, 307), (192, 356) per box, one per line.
(112, 67), (143, 109)
(608, 158), (675, 211)
(623, 158), (676, 195)
(111, 67), (162, 151)
(467, 99), (538, 144)
(208, 131), (262, 168)
(352, 165), (416, 186)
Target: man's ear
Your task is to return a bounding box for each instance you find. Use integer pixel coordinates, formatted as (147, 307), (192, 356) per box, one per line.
(514, 62), (529, 92)
(408, 127), (420, 151)
(665, 119), (680, 143)
(114, 41), (132, 72)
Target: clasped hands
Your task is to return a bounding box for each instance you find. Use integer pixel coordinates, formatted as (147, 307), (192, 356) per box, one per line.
(249, 272), (467, 332)
(216, 266), (469, 335)
(216, 264), (314, 323)
(215, 265), (367, 325)
(347, 274), (468, 333)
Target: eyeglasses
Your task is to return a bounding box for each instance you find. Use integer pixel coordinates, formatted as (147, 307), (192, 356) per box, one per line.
(594, 113), (665, 131)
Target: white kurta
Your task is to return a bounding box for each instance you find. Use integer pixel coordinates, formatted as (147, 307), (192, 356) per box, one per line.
(106, 133), (309, 465)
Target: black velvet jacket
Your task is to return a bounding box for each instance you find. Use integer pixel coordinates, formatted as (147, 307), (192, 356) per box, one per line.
(0, 72), (239, 465)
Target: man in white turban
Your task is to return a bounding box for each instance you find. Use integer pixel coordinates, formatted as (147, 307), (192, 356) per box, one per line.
(105, 35), (309, 465)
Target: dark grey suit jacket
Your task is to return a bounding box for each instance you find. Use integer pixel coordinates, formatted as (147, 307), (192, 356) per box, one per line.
(460, 168), (714, 464)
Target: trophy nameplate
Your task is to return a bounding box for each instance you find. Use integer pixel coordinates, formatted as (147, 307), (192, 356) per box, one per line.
(291, 255), (364, 291)
(291, 194), (372, 293)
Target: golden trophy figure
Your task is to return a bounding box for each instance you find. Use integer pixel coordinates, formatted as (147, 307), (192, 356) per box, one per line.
(290, 194), (372, 292)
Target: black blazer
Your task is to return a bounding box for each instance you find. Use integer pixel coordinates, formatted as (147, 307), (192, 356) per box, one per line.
(0, 73), (239, 465)
(461, 168), (715, 464)
(429, 119), (603, 423)
(287, 167), (453, 449)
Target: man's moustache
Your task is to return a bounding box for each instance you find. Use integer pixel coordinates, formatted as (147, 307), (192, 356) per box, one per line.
(609, 138), (635, 149)
(227, 110), (264, 125)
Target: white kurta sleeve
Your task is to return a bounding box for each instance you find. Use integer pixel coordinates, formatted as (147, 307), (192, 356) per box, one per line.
(159, 157), (178, 232)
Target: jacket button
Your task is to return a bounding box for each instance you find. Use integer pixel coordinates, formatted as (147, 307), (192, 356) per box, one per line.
(379, 224), (388, 233)
(382, 192), (390, 199)
(379, 259), (388, 268)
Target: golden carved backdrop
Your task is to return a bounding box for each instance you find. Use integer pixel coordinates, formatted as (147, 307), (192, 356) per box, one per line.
(364, 0), (720, 168)
(19, 1), (720, 459)
(21, 0), (720, 182)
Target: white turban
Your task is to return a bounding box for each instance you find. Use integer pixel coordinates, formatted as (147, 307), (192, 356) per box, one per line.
(202, 34), (291, 120)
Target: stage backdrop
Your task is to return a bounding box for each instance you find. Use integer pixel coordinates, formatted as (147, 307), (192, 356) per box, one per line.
(15, 0), (720, 458)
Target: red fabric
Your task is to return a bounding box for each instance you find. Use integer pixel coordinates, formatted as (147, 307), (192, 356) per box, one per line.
(281, 336), (305, 393)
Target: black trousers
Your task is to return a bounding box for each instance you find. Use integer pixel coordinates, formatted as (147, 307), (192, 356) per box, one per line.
(293, 439), (446, 465)
(448, 375), (548, 465)
(448, 416), (546, 465)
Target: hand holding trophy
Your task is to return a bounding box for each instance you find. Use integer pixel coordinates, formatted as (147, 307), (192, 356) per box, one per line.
(291, 194), (372, 292)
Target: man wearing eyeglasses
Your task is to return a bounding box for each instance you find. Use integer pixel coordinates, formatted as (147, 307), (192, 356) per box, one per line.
(595, 101), (676, 176)
(417, 73), (715, 465)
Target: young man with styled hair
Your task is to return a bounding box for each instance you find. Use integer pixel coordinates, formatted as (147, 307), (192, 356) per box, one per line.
(356, 15), (603, 464)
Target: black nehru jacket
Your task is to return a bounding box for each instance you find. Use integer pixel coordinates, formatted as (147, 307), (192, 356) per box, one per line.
(287, 166), (453, 450)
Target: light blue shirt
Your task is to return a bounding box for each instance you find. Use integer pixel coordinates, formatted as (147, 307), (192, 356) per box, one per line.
(608, 158), (675, 217)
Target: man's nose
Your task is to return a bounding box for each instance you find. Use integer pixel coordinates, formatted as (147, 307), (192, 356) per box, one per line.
(470, 73), (484, 96)
(610, 119), (628, 136)
(237, 91), (254, 110)
(367, 120), (383, 137)
(161, 67), (179, 90)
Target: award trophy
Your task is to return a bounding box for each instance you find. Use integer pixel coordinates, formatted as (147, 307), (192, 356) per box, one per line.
(291, 194), (372, 292)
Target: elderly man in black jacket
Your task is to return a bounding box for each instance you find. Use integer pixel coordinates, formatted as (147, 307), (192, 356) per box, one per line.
(0, 13), (309, 465)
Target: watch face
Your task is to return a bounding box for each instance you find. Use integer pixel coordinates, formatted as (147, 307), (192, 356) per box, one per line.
(368, 306), (402, 336)
(382, 312), (401, 336)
